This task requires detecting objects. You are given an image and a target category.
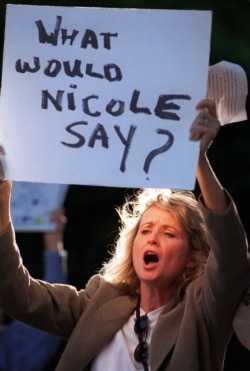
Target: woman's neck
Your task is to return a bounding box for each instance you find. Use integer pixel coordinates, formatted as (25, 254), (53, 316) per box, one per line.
(139, 283), (174, 312)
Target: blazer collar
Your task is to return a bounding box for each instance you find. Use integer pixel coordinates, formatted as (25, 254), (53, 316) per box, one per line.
(150, 300), (184, 370)
(56, 277), (184, 371)
(56, 285), (137, 370)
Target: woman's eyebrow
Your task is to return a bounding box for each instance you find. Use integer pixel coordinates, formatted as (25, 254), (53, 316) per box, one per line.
(139, 221), (154, 228)
(161, 224), (179, 232)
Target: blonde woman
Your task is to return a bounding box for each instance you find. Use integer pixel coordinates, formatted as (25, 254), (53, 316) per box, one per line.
(0, 99), (249, 371)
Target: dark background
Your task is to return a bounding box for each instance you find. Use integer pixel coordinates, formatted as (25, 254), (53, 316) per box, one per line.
(0, 1), (250, 370)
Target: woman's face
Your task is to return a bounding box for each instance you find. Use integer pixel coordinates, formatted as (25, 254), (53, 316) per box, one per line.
(132, 205), (191, 294)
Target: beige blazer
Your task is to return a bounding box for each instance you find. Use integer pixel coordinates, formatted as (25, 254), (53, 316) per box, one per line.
(0, 196), (249, 371)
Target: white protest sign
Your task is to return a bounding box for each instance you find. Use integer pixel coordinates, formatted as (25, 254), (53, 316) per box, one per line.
(0, 5), (212, 189)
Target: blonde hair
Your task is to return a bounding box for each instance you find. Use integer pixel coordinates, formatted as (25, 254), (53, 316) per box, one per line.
(100, 188), (210, 301)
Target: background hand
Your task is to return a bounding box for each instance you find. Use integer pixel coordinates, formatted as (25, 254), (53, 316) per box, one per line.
(43, 209), (67, 252)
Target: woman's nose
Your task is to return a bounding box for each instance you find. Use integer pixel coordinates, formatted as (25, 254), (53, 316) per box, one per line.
(148, 232), (159, 245)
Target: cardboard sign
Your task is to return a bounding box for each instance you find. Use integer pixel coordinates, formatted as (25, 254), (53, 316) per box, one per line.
(0, 5), (212, 189)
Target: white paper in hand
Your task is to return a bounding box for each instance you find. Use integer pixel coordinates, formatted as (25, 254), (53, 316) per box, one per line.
(207, 61), (248, 125)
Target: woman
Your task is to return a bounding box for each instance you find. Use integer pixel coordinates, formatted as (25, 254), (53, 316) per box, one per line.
(0, 99), (249, 371)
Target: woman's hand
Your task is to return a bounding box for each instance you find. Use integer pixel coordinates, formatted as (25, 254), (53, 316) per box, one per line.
(0, 146), (5, 181)
(0, 146), (12, 234)
(189, 99), (220, 156)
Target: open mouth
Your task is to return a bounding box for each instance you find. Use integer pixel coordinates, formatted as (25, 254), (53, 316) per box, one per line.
(144, 251), (159, 265)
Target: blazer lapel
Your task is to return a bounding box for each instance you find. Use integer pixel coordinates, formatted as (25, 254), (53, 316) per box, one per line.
(56, 288), (137, 371)
(150, 301), (184, 370)
(55, 274), (184, 371)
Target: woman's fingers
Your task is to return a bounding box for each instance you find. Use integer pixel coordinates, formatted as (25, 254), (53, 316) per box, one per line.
(195, 98), (217, 116)
(0, 146), (5, 182)
(189, 99), (220, 153)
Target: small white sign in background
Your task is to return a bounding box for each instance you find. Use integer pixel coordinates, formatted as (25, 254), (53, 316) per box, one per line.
(0, 5), (212, 189)
(11, 182), (69, 232)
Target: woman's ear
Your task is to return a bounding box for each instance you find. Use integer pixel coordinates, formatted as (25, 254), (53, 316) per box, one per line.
(186, 257), (196, 269)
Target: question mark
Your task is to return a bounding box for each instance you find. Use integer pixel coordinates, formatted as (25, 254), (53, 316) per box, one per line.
(143, 129), (174, 174)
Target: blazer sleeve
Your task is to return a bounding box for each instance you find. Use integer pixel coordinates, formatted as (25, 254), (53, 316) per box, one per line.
(0, 223), (102, 340)
(198, 190), (250, 336)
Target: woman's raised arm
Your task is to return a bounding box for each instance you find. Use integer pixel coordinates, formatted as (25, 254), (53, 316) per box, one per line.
(189, 99), (228, 214)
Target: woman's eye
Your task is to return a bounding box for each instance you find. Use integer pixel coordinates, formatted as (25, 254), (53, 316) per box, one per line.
(141, 229), (150, 235)
(164, 232), (175, 238)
